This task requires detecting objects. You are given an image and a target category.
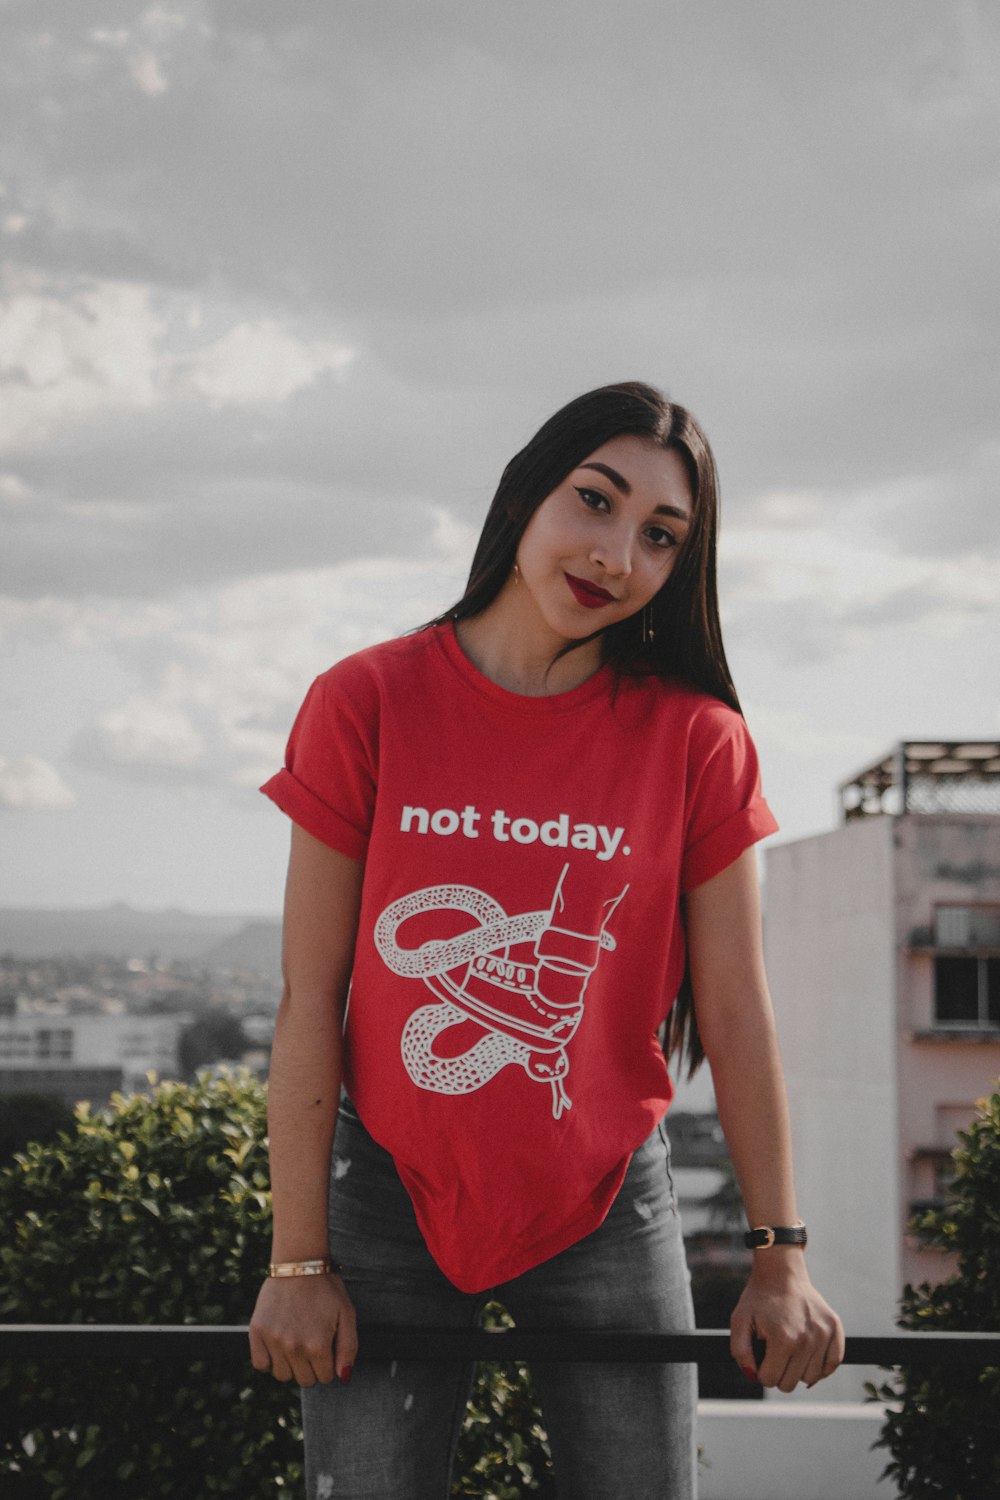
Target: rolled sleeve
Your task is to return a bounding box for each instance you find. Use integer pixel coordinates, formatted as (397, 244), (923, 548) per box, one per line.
(680, 706), (778, 893)
(681, 798), (778, 892)
(260, 669), (377, 861)
(260, 767), (370, 861)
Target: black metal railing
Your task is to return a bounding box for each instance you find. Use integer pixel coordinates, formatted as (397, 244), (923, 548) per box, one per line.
(2, 1325), (998, 1367)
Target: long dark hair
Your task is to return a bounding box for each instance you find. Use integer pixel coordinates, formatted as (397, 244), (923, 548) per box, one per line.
(431, 381), (739, 1077)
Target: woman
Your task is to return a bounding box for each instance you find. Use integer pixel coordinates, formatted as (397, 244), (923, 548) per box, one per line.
(249, 382), (844, 1499)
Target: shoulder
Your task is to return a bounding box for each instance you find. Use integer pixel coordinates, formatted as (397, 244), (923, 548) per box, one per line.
(313, 627), (443, 701)
(618, 672), (749, 751)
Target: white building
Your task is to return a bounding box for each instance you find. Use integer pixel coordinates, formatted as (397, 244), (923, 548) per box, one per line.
(0, 1012), (188, 1104)
(765, 740), (1000, 1401)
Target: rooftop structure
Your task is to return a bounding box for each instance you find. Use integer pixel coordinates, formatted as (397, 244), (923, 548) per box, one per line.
(840, 739), (1000, 820)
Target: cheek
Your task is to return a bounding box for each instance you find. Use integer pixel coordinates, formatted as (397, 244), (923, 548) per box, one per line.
(641, 551), (678, 595)
(520, 502), (583, 566)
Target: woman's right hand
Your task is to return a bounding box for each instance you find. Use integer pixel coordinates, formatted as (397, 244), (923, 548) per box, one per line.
(249, 1272), (359, 1387)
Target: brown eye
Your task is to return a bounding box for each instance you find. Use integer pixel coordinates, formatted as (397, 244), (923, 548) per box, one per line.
(646, 525), (677, 549)
(576, 487), (610, 512)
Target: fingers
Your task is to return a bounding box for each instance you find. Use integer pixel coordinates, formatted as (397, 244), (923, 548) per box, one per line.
(812, 1313), (846, 1387)
(333, 1281), (360, 1385)
(248, 1323), (272, 1376)
(756, 1315), (844, 1392)
(248, 1275), (356, 1387)
(729, 1308), (760, 1384)
(798, 1311), (846, 1390)
(249, 1322), (319, 1385)
(252, 1328), (337, 1387)
(731, 1272), (846, 1393)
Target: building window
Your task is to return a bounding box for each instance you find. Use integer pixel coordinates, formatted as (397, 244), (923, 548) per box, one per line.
(36, 1027), (73, 1060)
(934, 905), (1000, 947)
(932, 904), (1000, 1029)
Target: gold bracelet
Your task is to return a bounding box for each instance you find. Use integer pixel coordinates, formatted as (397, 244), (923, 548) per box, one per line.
(267, 1257), (338, 1278)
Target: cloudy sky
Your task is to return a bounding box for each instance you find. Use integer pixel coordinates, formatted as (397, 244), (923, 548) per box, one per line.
(1, 0), (997, 916)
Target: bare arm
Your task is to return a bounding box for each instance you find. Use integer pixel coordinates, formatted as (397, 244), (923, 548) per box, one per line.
(248, 824), (364, 1387)
(685, 847), (844, 1391)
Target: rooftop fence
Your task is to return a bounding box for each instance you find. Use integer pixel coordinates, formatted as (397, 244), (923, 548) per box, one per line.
(2, 1324), (998, 1366)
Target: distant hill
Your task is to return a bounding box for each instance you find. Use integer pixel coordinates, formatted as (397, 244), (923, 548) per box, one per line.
(0, 904), (275, 965)
(200, 920), (283, 981)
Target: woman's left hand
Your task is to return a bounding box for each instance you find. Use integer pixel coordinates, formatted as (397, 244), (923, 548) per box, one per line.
(730, 1253), (845, 1392)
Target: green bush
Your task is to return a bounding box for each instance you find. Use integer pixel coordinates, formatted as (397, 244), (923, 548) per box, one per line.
(0, 1071), (300, 1498)
(868, 1083), (1000, 1497)
(0, 1071), (553, 1498)
(454, 1303), (553, 1497)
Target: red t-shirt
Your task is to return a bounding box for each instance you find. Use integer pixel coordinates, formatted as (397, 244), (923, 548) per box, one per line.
(261, 623), (777, 1291)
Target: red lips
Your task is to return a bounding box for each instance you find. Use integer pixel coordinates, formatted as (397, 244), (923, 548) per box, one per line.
(564, 573), (615, 609)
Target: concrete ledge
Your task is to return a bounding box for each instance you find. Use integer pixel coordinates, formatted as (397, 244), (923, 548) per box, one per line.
(697, 1400), (896, 1500)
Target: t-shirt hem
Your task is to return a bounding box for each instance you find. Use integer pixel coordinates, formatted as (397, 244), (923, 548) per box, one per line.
(260, 768), (369, 862)
(409, 1156), (634, 1294)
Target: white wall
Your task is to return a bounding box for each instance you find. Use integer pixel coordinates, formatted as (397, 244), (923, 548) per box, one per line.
(698, 1400), (896, 1499)
(765, 819), (899, 1401)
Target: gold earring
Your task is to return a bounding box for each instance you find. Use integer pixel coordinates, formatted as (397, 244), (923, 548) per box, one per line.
(642, 604), (654, 644)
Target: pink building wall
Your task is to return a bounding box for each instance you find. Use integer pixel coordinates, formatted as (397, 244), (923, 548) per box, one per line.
(764, 812), (1000, 1401)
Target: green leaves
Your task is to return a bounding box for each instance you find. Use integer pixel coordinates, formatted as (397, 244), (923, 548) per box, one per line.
(452, 1303), (554, 1496)
(0, 1070), (302, 1498)
(873, 1082), (1000, 1496)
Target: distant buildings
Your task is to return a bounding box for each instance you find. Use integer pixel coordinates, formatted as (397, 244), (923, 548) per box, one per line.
(0, 1011), (190, 1105)
(765, 740), (1000, 1400)
(0, 944), (281, 1109)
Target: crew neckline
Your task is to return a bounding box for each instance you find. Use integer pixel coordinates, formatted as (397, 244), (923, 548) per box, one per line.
(435, 621), (615, 716)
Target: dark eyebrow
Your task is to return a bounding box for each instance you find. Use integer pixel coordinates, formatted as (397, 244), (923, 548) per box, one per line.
(578, 461), (691, 526)
(579, 461), (631, 494)
(651, 502), (691, 526)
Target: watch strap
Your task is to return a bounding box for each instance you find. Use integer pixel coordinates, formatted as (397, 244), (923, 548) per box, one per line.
(744, 1222), (808, 1250)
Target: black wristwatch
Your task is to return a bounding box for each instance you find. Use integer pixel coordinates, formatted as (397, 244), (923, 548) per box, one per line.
(744, 1222), (808, 1250)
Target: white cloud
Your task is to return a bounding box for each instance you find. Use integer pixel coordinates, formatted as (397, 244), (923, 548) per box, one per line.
(0, 755), (75, 810)
(0, 472), (31, 503)
(87, 695), (204, 771)
(174, 319), (355, 404)
(130, 50), (168, 96)
(89, 30), (130, 50)
(140, 8), (191, 42)
(0, 274), (164, 447)
(0, 273), (357, 449)
(86, 6), (204, 95)
(2, 509), (475, 788)
(724, 497), (1000, 633)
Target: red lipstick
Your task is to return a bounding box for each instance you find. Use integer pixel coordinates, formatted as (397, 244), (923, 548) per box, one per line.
(565, 573), (615, 609)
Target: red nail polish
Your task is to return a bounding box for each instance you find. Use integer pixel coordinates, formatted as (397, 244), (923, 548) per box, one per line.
(741, 1365), (759, 1382)
(339, 1364), (353, 1386)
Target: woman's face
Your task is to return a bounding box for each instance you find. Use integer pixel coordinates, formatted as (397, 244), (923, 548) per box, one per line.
(514, 434), (693, 644)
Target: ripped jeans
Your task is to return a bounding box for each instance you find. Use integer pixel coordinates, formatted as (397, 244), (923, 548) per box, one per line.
(301, 1097), (696, 1500)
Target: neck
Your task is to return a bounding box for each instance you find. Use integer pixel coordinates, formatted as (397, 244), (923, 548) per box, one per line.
(453, 584), (605, 697)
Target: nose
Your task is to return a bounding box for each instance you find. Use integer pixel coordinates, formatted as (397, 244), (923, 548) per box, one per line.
(590, 526), (634, 578)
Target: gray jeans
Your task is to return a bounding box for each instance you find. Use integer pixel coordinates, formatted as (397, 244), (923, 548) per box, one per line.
(302, 1097), (696, 1499)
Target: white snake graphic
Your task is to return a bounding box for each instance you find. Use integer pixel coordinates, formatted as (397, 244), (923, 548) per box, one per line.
(374, 865), (627, 1119)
